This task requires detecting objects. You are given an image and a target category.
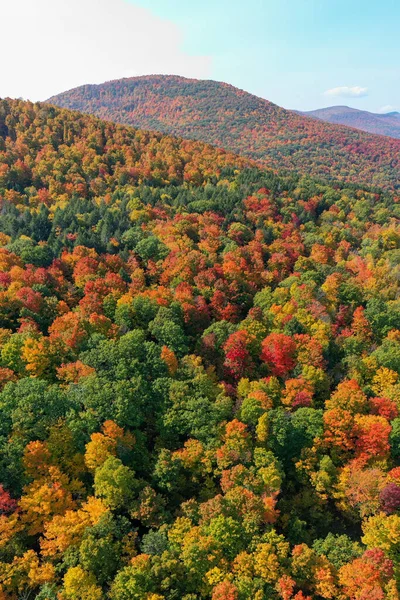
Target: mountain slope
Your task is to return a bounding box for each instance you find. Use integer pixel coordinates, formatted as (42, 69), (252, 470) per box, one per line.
(0, 98), (400, 599)
(0, 97), (253, 200)
(48, 75), (400, 190)
(299, 105), (400, 139)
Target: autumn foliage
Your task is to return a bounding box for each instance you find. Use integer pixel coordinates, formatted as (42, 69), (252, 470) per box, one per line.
(49, 75), (400, 191)
(0, 98), (399, 598)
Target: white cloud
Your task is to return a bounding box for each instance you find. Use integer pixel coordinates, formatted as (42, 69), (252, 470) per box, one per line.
(378, 105), (397, 113)
(0, 0), (212, 101)
(323, 86), (369, 98)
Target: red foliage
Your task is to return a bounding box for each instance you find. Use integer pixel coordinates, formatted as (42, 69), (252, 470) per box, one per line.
(15, 287), (43, 313)
(369, 397), (398, 421)
(223, 330), (254, 381)
(354, 416), (391, 460)
(0, 485), (17, 514)
(261, 333), (296, 377)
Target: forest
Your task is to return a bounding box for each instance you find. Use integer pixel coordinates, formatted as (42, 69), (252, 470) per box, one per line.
(49, 75), (400, 191)
(0, 98), (400, 599)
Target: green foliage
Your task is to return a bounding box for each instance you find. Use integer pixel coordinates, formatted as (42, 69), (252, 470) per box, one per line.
(0, 98), (399, 599)
(313, 533), (363, 569)
(373, 338), (400, 373)
(94, 456), (137, 510)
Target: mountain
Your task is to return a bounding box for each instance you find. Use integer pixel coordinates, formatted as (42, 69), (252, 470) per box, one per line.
(299, 105), (400, 139)
(48, 75), (400, 190)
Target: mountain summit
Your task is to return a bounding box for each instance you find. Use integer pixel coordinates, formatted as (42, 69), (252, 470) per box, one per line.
(299, 105), (400, 139)
(48, 75), (400, 190)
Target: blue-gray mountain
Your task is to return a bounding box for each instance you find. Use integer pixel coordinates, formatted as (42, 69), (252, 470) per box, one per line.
(298, 106), (400, 139)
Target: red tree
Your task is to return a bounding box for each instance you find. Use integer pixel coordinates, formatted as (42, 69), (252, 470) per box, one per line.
(261, 333), (296, 377)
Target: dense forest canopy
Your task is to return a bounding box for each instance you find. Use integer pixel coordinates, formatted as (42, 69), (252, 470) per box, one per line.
(0, 99), (400, 598)
(49, 75), (400, 191)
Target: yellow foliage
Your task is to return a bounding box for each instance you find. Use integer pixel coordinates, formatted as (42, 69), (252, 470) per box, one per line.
(253, 537), (289, 584)
(254, 543), (282, 583)
(167, 517), (193, 547)
(63, 566), (102, 600)
(0, 234), (10, 247)
(0, 551), (54, 596)
(372, 367), (399, 396)
(25, 551), (55, 586)
(258, 462), (282, 495)
(205, 566), (226, 586)
(256, 413), (269, 444)
(362, 512), (400, 553)
(302, 365), (328, 393)
(19, 466), (77, 535)
(385, 579), (400, 600)
(84, 433), (116, 472)
(232, 551), (254, 579)
(0, 514), (21, 550)
(84, 420), (134, 472)
(41, 497), (107, 557)
(21, 337), (51, 377)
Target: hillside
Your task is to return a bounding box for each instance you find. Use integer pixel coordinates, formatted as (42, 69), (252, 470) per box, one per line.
(300, 105), (400, 139)
(1, 99), (400, 599)
(48, 75), (400, 190)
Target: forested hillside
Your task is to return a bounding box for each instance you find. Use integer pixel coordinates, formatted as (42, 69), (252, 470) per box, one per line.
(48, 75), (400, 191)
(0, 99), (400, 599)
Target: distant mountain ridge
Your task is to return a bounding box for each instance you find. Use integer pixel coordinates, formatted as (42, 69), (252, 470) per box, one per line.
(298, 105), (400, 139)
(48, 75), (400, 190)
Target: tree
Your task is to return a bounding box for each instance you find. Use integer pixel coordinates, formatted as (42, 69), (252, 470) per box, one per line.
(379, 484), (400, 514)
(261, 333), (296, 378)
(216, 420), (252, 471)
(40, 497), (108, 558)
(110, 555), (156, 600)
(223, 330), (255, 381)
(205, 514), (245, 560)
(94, 456), (137, 511)
(325, 379), (368, 414)
(160, 345), (178, 375)
(0, 485), (17, 514)
(338, 549), (394, 600)
(335, 465), (385, 518)
(19, 466), (77, 535)
(313, 533), (362, 570)
(212, 580), (239, 600)
(149, 307), (188, 356)
(63, 566), (102, 600)
(362, 513), (400, 558)
(253, 531), (289, 584)
(281, 378), (314, 409)
(354, 415), (391, 461)
(84, 420), (134, 472)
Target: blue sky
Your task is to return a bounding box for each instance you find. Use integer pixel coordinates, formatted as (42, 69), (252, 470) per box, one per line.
(132, 0), (399, 112)
(2, 0), (398, 112)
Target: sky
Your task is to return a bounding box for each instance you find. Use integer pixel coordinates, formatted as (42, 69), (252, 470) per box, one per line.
(2, 0), (399, 112)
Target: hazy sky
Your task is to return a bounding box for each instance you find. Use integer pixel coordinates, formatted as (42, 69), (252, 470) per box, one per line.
(2, 0), (399, 111)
